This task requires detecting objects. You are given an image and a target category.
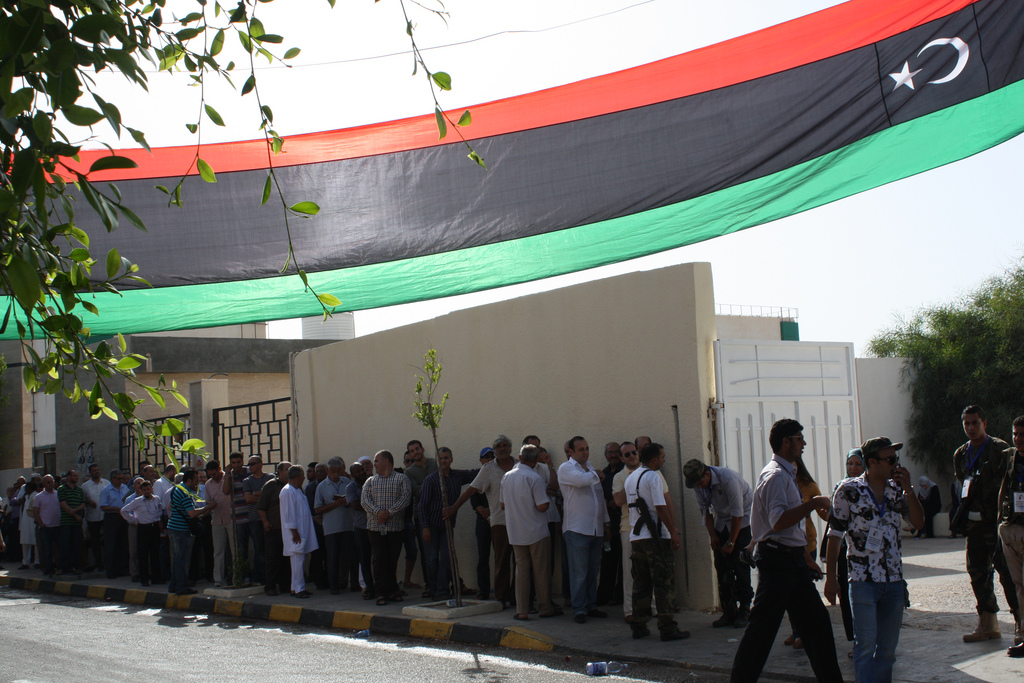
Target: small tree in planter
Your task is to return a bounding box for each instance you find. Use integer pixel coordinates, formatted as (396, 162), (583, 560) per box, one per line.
(412, 349), (462, 605)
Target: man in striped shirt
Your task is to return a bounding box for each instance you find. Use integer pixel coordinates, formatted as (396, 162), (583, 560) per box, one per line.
(167, 468), (215, 595)
(361, 450), (411, 605)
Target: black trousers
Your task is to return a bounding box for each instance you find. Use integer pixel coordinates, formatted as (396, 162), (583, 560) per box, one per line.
(264, 526), (291, 593)
(102, 513), (128, 578)
(714, 525), (754, 615)
(87, 520), (104, 570)
(730, 544), (842, 683)
(136, 523), (161, 585)
(475, 515), (491, 599)
(354, 527), (375, 596)
(368, 530), (403, 599)
(324, 530), (356, 591)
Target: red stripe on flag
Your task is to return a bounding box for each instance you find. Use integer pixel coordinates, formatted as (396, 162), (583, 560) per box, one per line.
(75, 0), (975, 180)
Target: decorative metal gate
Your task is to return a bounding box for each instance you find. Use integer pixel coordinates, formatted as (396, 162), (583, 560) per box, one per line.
(118, 413), (191, 475)
(213, 397), (292, 465)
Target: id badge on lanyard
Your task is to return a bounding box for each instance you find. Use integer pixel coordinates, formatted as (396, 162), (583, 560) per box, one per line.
(962, 476), (972, 498)
(866, 526), (884, 552)
(1014, 492), (1024, 514)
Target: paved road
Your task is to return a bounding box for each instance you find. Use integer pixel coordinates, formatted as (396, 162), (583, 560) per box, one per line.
(0, 587), (728, 683)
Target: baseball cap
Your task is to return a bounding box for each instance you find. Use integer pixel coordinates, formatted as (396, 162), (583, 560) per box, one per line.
(860, 437), (903, 460)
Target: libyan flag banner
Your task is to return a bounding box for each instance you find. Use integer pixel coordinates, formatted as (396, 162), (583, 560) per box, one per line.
(9, 0), (1024, 339)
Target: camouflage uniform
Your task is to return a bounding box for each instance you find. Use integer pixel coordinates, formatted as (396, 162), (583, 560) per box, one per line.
(954, 436), (1018, 616)
(631, 537), (678, 635)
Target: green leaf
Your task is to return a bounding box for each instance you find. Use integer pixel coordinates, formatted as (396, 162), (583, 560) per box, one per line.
(69, 248), (91, 261)
(261, 174), (272, 205)
(8, 256), (41, 312)
(256, 34), (283, 44)
(290, 201), (320, 215)
(317, 293), (341, 307)
(197, 158), (216, 182)
(23, 366), (39, 392)
(284, 47), (301, 59)
(70, 226), (90, 247)
(434, 107), (447, 140)
(210, 29), (225, 56)
(119, 205), (147, 232)
(249, 17), (265, 37)
(115, 356), (141, 370)
(118, 332), (126, 352)
(271, 136), (283, 155)
(64, 105), (105, 126)
(457, 110), (472, 126)
(181, 439), (206, 452)
(3, 88), (34, 117)
(241, 74), (255, 95)
(145, 386), (167, 410)
(261, 105), (273, 124)
(89, 156), (139, 173)
(185, 123), (198, 134)
(204, 104), (225, 126)
(82, 301), (99, 315)
(176, 27), (201, 41)
(468, 150), (486, 168)
(432, 71), (452, 91)
(297, 269), (309, 287)
(106, 248), (121, 278)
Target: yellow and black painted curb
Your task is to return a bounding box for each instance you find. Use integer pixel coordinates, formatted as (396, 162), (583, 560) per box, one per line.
(0, 575), (554, 652)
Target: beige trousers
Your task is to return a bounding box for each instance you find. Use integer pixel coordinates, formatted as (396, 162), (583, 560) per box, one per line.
(513, 536), (553, 616)
(998, 522), (1024, 618)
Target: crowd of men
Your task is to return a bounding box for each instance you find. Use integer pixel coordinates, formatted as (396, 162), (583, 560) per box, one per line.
(4, 407), (1024, 681)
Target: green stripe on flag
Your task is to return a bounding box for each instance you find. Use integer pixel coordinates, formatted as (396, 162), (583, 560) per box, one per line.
(5, 79), (1024, 341)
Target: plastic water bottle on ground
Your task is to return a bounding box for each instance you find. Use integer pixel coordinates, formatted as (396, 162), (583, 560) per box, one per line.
(585, 661), (627, 676)
(354, 629), (371, 638)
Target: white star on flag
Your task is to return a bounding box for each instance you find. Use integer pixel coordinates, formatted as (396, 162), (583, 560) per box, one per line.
(889, 61), (923, 91)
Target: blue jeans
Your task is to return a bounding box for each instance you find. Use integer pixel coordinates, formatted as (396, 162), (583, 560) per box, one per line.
(423, 525), (452, 598)
(563, 531), (602, 616)
(850, 580), (904, 683)
(168, 529), (195, 593)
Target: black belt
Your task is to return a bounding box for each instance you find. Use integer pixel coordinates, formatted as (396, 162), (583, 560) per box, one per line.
(138, 521), (160, 528)
(760, 540), (804, 555)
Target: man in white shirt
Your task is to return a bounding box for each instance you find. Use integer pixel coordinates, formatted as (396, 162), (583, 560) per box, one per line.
(81, 463), (110, 572)
(447, 435), (517, 607)
(500, 444), (559, 620)
(558, 436), (610, 623)
(624, 442), (688, 641)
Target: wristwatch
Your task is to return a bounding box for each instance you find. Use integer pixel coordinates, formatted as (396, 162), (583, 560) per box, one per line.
(724, 540), (735, 548)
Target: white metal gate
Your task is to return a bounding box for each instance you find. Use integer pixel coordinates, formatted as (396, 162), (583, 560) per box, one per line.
(713, 340), (860, 519)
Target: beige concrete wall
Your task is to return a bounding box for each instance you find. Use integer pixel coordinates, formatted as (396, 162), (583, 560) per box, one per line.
(715, 315), (782, 341)
(855, 357), (912, 446)
(292, 262), (720, 609)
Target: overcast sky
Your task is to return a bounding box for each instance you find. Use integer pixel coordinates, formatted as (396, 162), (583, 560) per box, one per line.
(86, 0), (1024, 353)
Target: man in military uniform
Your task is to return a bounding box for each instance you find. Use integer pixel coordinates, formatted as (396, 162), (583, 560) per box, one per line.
(624, 442), (688, 642)
(998, 416), (1024, 656)
(954, 405), (1018, 642)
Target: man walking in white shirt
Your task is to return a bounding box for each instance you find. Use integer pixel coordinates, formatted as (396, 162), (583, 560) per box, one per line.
(558, 436), (610, 623)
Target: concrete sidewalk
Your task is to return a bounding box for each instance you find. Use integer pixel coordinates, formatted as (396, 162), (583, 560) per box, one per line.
(1, 537), (1020, 682)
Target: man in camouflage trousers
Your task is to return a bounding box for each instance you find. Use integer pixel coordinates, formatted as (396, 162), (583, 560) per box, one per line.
(998, 416), (1024, 656)
(624, 442), (688, 642)
(954, 405), (1018, 641)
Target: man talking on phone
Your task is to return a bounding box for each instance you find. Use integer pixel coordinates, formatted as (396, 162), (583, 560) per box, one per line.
(825, 437), (923, 683)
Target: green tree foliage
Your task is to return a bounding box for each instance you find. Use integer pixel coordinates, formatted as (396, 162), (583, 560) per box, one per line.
(868, 258), (1024, 470)
(0, 0), (475, 455)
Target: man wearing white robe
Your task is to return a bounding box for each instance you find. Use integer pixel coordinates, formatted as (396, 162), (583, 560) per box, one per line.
(280, 466), (318, 598)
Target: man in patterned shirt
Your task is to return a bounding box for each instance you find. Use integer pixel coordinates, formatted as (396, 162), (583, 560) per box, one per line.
(825, 437), (923, 683)
(361, 450), (412, 605)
